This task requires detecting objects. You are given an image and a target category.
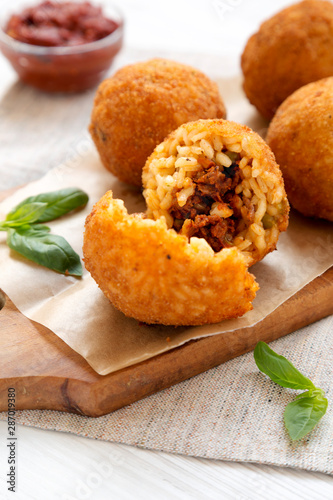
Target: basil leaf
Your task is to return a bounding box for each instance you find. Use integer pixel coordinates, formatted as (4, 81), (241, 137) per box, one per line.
(1, 202), (48, 228)
(284, 393), (328, 440)
(11, 224), (51, 236)
(254, 342), (315, 390)
(8, 188), (89, 223)
(7, 227), (82, 276)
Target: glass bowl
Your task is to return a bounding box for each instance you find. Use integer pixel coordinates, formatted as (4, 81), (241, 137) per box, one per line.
(0, 2), (124, 93)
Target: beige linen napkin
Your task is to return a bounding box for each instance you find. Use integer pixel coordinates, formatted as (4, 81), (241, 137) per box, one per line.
(1, 316), (332, 474)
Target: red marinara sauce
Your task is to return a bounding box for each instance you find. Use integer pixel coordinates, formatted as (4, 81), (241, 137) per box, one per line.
(1, 1), (123, 92)
(6, 1), (119, 47)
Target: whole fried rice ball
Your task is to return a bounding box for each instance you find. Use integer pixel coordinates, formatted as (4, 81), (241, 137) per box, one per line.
(266, 77), (333, 221)
(89, 58), (226, 186)
(83, 119), (289, 326)
(241, 0), (333, 120)
(143, 119), (289, 267)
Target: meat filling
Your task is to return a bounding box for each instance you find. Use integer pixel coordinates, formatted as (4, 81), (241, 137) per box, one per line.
(170, 158), (243, 252)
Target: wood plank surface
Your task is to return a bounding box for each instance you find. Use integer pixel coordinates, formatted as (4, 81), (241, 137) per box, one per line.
(0, 267), (332, 417)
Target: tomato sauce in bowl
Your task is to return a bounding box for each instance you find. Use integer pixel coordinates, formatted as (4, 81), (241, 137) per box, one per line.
(0, 1), (124, 92)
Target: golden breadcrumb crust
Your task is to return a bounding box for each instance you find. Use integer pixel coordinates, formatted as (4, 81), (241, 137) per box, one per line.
(266, 77), (333, 221)
(83, 191), (258, 326)
(241, 0), (333, 120)
(89, 58), (226, 186)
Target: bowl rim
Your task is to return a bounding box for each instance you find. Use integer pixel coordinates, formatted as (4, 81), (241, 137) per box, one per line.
(0, 2), (124, 56)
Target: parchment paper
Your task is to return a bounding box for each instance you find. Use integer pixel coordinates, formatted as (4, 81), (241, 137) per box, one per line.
(0, 76), (332, 375)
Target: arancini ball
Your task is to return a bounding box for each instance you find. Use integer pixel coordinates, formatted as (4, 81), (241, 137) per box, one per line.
(266, 77), (333, 221)
(89, 58), (226, 186)
(241, 0), (333, 120)
(83, 119), (289, 326)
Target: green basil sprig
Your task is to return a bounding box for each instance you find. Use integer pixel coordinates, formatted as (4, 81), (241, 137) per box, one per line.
(0, 188), (88, 277)
(254, 341), (328, 441)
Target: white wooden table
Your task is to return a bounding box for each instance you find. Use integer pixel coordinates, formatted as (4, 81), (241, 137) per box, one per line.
(1, 1), (333, 498)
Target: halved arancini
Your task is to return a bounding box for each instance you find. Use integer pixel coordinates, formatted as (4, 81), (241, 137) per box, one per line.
(83, 191), (258, 326)
(83, 119), (288, 326)
(143, 119), (289, 267)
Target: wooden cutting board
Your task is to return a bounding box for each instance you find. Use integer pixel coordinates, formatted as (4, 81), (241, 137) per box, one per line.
(1, 187), (333, 417)
(0, 268), (333, 417)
